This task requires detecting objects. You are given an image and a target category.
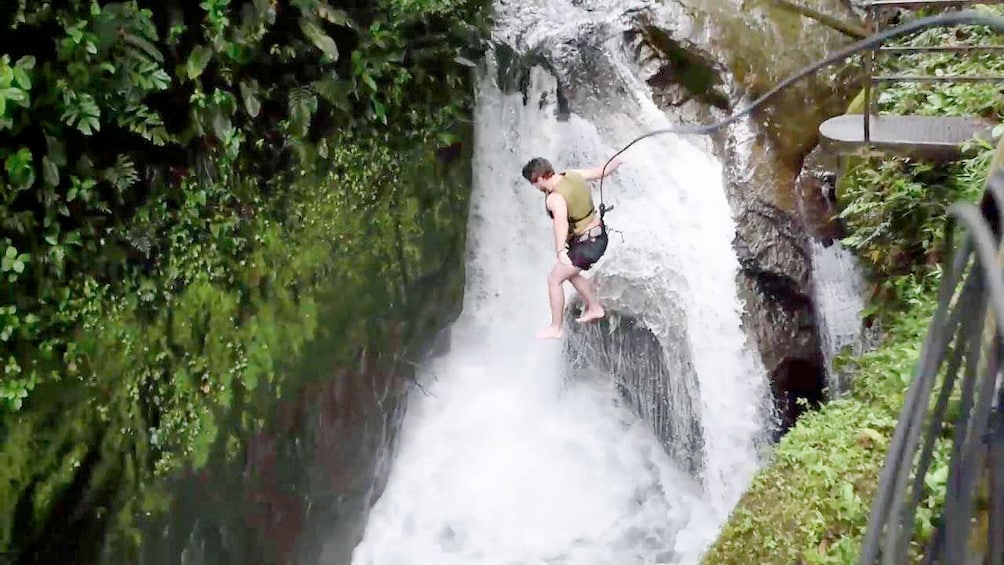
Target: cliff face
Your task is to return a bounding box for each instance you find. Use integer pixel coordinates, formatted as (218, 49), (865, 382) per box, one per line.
(622, 0), (861, 430)
(99, 134), (475, 564)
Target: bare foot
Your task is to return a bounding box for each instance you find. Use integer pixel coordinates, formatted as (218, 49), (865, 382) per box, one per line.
(575, 306), (606, 324)
(535, 325), (564, 340)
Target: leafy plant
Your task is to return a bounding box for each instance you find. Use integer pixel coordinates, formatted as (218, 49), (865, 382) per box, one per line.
(704, 295), (942, 564)
(835, 3), (1002, 316)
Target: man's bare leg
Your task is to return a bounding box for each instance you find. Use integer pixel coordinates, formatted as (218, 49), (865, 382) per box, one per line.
(568, 273), (605, 323)
(536, 262), (580, 339)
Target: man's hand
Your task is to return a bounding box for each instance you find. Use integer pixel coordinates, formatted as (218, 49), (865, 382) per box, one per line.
(558, 248), (573, 266)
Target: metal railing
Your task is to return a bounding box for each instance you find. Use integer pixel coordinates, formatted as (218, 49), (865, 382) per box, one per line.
(858, 165), (1004, 563)
(861, 0), (1004, 142)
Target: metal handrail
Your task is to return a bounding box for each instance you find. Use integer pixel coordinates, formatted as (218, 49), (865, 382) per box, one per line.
(878, 45), (1004, 51)
(871, 74), (1004, 81)
(860, 0), (1004, 142)
(857, 167), (1004, 565)
(867, 0), (998, 7)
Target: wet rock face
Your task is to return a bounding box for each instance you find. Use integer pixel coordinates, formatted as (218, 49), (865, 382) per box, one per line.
(625, 0), (862, 430)
(127, 133), (474, 564)
(130, 338), (415, 565)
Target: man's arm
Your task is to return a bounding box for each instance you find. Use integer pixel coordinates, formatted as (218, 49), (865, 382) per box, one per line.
(546, 192), (570, 257)
(566, 158), (623, 181)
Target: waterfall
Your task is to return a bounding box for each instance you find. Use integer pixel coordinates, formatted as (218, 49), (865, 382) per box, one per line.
(350, 1), (774, 562)
(808, 239), (867, 395)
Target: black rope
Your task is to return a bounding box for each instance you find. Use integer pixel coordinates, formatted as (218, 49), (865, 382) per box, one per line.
(594, 10), (1004, 215)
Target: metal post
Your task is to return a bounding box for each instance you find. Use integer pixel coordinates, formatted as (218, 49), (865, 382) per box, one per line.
(863, 2), (874, 143)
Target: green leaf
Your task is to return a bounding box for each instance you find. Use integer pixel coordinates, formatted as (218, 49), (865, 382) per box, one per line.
(124, 32), (164, 63)
(186, 45), (213, 79)
(253, 0), (277, 25)
(300, 19), (339, 61)
(239, 80), (261, 118)
(78, 114), (100, 135)
(211, 109), (232, 141)
(313, 75), (350, 110)
(45, 135), (66, 167)
(12, 67), (31, 90)
(0, 63), (13, 86)
(362, 73), (377, 92)
(15, 55), (35, 71)
(317, 5), (352, 27)
(2, 88), (26, 104)
(288, 86), (318, 136)
(42, 156), (59, 188)
(4, 147), (35, 189)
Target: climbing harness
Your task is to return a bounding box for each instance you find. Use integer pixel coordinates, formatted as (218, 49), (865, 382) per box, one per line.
(594, 10), (1004, 212)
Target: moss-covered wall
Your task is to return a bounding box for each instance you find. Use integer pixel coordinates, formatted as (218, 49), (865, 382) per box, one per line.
(0, 123), (478, 563)
(0, 1), (490, 560)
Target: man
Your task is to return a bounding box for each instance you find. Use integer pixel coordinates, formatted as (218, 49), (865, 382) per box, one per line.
(521, 156), (624, 340)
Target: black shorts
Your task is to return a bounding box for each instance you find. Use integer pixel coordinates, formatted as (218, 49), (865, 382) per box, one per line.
(568, 224), (608, 270)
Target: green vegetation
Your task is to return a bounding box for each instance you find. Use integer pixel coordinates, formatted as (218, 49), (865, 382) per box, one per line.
(704, 5), (1002, 563)
(836, 3), (1004, 314)
(0, 0), (489, 558)
(705, 295), (942, 564)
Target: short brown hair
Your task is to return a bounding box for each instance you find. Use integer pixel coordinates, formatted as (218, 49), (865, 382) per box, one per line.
(521, 157), (554, 183)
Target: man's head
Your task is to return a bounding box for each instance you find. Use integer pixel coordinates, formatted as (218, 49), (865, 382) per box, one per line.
(522, 157), (554, 190)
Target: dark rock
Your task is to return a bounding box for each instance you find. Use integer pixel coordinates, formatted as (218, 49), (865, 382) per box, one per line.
(795, 145), (847, 244)
(769, 356), (827, 437)
(627, 23), (730, 111)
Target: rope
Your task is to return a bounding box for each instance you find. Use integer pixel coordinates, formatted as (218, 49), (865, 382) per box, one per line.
(594, 10), (1004, 215)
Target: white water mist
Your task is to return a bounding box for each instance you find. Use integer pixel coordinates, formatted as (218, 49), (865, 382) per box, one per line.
(352, 55), (715, 565)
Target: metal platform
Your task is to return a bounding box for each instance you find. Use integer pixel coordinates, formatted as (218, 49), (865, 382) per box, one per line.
(819, 114), (996, 159)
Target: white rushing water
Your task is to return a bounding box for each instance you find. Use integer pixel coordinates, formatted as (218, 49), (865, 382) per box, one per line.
(351, 1), (773, 563)
(808, 239), (867, 395)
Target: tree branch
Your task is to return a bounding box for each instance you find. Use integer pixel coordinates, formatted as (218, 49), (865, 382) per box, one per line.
(771, 0), (869, 39)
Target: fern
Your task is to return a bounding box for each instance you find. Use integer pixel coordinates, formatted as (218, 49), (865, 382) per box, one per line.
(101, 155), (140, 194)
(288, 85), (318, 137)
(312, 74), (351, 111)
(60, 91), (101, 135)
(118, 103), (171, 146)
